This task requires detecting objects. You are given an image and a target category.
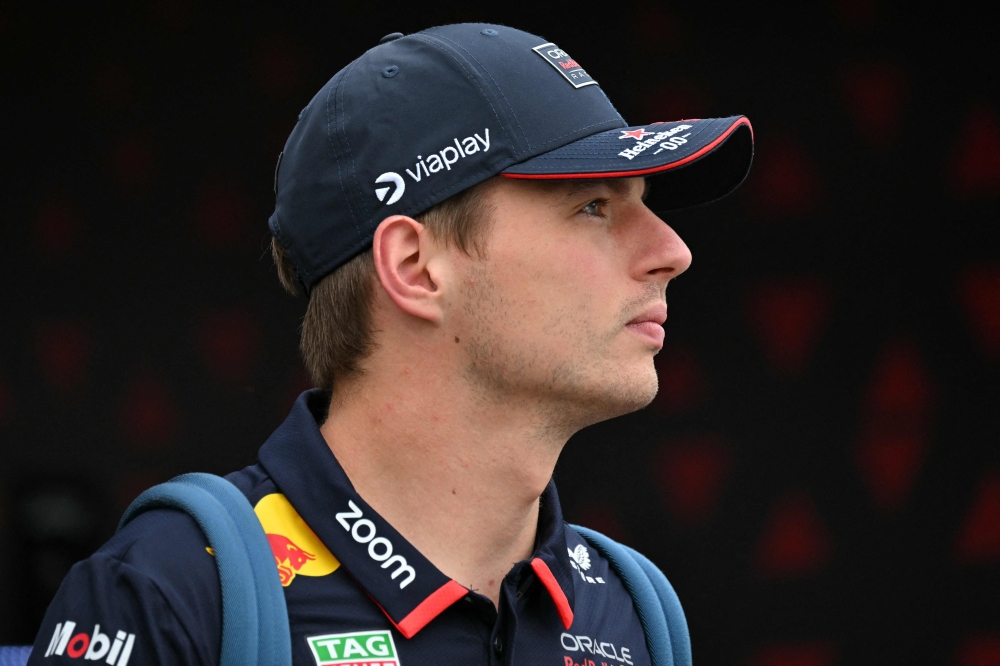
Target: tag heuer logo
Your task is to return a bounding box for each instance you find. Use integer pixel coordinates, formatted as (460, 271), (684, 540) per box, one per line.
(307, 630), (399, 666)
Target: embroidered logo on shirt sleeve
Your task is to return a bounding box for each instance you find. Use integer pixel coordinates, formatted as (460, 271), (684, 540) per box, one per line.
(255, 493), (340, 586)
(43, 621), (136, 665)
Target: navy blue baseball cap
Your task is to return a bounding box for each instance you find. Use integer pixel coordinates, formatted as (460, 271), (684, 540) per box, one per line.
(270, 23), (753, 292)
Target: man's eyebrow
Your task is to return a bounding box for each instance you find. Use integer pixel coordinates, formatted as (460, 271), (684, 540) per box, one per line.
(562, 177), (649, 200)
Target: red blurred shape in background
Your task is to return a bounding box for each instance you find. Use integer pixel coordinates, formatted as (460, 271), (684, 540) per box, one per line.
(94, 62), (133, 110)
(748, 136), (823, 217)
(957, 264), (1000, 360)
(35, 198), (84, 258)
(281, 367), (314, 419)
(840, 61), (906, 146)
(37, 320), (91, 393)
(194, 179), (250, 247)
(643, 82), (709, 124)
(956, 471), (1000, 564)
(755, 491), (832, 578)
(747, 278), (831, 377)
(864, 340), (934, 415)
(957, 634), (1000, 666)
(857, 340), (934, 511)
(257, 35), (305, 97)
(833, 0), (879, 31)
(119, 376), (177, 449)
(118, 471), (167, 510)
(112, 130), (155, 193)
(857, 431), (927, 511)
(652, 345), (707, 413)
(150, 0), (192, 34)
(574, 504), (630, 545)
(198, 309), (260, 384)
(632, 6), (684, 55)
(949, 106), (1000, 198)
(750, 642), (835, 666)
(654, 435), (730, 526)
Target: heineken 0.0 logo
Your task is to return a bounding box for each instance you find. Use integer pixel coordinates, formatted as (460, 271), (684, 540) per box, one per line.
(307, 630), (399, 666)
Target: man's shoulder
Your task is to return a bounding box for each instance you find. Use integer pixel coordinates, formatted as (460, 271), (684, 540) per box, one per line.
(26, 463), (276, 666)
(105, 462), (274, 578)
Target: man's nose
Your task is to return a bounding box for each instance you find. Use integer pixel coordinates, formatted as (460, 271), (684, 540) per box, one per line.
(633, 207), (693, 283)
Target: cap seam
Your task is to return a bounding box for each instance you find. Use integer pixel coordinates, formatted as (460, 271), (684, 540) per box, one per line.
(335, 58), (372, 235)
(523, 118), (627, 155)
(326, 67), (363, 239)
(425, 31), (532, 154)
(409, 34), (518, 159)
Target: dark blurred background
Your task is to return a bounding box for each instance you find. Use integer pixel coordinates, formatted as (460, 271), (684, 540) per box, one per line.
(1, 1), (998, 663)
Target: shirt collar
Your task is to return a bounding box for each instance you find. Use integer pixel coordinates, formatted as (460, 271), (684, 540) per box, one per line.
(258, 390), (577, 636)
(528, 479), (578, 630)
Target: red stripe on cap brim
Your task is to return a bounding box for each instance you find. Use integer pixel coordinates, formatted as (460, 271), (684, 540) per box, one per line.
(530, 557), (574, 629)
(395, 580), (468, 638)
(502, 117), (752, 180)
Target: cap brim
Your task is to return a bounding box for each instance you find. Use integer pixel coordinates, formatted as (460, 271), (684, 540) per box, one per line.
(501, 116), (753, 210)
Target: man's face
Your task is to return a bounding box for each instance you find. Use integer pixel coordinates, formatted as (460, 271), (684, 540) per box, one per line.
(451, 176), (692, 430)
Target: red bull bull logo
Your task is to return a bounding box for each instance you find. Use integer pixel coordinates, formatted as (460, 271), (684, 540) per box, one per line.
(255, 493), (340, 586)
(267, 533), (318, 585)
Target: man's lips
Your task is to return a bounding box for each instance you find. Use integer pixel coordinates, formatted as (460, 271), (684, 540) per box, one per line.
(626, 304), (667, 347)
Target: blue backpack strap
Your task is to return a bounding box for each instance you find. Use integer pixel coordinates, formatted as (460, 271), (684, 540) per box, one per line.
(571, 525), (690, 666)
(622, 545), (691, 666)
(0, 646), (32, 666)
(118, 473), (291, 666)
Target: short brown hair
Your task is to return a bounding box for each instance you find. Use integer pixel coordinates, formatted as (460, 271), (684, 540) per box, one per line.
(272, 178), (497, 391)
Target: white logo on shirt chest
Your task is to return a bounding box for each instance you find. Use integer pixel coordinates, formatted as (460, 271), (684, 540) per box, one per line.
(561, 632), (633, 665)
(568, 545), (605, 584)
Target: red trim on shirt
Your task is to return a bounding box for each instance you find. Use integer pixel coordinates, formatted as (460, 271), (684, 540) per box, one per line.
(530, 557), (574, 630)
(394, 580), (468, 638)
(502, 117), (752, 180)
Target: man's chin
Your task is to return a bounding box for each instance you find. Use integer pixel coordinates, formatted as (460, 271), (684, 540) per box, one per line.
(570, 367), (659, 426)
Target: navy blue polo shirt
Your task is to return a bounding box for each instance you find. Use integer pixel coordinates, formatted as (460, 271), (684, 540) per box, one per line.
(28, 390), (652, 666)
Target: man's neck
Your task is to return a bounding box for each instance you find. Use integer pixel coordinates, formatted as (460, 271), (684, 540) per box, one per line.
(318, 359), (569, 607)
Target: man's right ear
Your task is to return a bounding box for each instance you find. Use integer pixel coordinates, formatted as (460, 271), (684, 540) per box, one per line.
(372, 215), (449, 324)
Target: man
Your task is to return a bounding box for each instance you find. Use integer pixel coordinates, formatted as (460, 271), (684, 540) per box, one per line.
(29, 24), (752, 666)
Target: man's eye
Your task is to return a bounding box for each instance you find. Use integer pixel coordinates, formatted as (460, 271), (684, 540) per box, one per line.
(581, 200), (606, 216)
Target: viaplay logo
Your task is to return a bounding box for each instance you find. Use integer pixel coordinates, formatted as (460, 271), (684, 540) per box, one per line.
(307, 630), (399, 666)
(43, 621), (135, 665)
(374, 129), (492, 207)
(374, 172), (405, 206)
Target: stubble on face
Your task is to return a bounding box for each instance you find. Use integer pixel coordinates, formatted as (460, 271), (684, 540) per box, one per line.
(459, 259), (662, 438)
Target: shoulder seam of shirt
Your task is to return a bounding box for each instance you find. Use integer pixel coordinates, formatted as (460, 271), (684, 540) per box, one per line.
(100, 553), (217, 666)
(116, 507), (206, 560)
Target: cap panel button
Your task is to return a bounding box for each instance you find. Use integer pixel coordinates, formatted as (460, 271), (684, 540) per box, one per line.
(379, 32), (404, 43)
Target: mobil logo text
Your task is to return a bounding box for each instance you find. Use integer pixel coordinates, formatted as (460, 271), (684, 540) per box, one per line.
(44, 621), (136, 665)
